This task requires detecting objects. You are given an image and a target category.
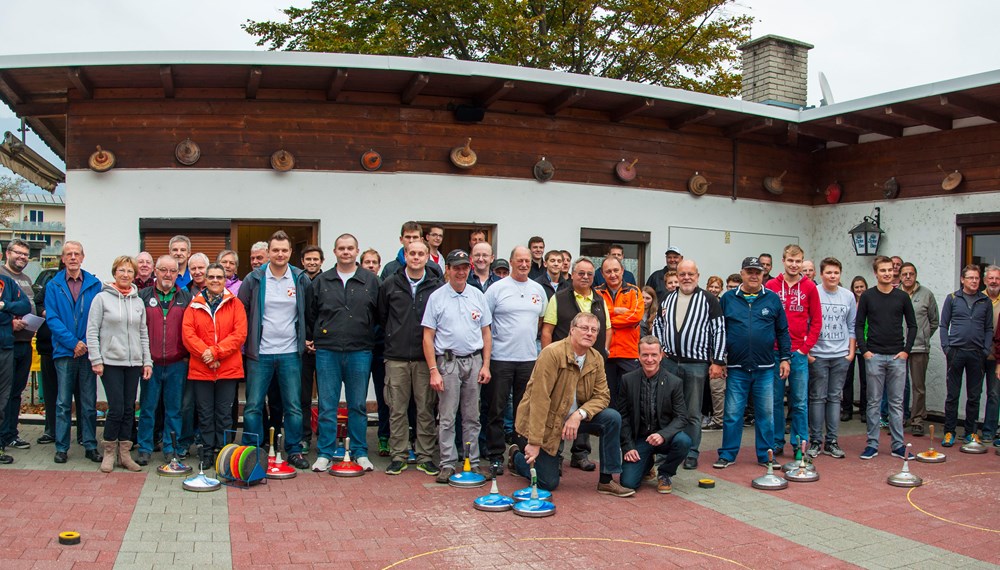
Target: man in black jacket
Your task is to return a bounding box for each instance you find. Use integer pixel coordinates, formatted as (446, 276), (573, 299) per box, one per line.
(619, 336), (690, 494)
(377, 241), (443, 476)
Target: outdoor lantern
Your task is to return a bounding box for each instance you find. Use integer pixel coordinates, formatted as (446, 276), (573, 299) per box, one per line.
(848, 207), (883, 256)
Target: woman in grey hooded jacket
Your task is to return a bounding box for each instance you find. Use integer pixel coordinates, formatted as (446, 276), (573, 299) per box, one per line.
(87, 255), (153, 472)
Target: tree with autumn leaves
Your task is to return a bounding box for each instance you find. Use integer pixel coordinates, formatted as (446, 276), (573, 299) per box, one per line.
(244, 0), (752, 96)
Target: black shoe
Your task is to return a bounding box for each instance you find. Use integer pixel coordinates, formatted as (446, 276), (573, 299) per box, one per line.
(682, 457), (698, 470)
(288, 453), (309, 470)
(743, 416), (754, 427)
(911, 424), (925, 437)
(153, 439), (162, 452)
(570, 457), (596, 471)
(840, 411), (852, 422)
(490, 458), (505, 477)
(0, 450), (12, 464)
(136, 452), (151, 466)
(8, 437), (30, 450)
(54, 451), (68, 464)
(773, 447), (785, 457)
(37, 434), (55, 445)
(85, 448), (103, 463)
(176, 448), (189, 460)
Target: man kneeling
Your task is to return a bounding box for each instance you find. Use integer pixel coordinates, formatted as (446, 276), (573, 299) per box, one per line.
(619, 336), (690, 494)
(509, 312), (633, 497)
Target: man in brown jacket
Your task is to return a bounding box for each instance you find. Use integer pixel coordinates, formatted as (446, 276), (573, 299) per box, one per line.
(508, 312), (633, 497)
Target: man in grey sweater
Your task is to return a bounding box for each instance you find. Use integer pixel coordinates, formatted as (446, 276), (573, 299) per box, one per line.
(899, 263), (938, 437)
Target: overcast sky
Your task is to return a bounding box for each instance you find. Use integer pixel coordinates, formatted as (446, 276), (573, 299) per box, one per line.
(1, 0), (998, 186)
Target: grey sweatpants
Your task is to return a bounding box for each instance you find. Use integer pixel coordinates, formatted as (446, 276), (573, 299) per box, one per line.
(437, 354), (483, 468)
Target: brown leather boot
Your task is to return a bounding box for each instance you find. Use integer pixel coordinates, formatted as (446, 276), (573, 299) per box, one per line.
(118, 441), (142, 472)
(100, 440), (116, 473)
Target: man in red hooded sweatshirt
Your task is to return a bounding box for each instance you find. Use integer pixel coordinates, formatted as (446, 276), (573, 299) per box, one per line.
(766, 244), (822, 456)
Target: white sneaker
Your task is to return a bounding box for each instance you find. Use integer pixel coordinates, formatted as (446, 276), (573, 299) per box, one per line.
(311, 457), (332, 472)
(356, 456), (374, 472)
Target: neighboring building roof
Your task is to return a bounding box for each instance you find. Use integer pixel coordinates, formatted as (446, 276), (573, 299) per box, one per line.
(7, 192), (65, 205)
(1, 50), (999, 158)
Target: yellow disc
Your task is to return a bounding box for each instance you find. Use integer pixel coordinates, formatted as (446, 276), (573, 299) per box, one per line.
(58, 531), (81, 545)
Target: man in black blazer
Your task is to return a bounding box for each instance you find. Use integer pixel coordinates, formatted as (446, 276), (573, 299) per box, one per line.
(619, 335), (690, 494)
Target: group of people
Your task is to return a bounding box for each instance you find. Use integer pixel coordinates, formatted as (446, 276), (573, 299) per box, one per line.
(0, 227), (996, 500)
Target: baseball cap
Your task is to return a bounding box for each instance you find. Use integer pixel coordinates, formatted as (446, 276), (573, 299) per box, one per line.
(741, 256), (764, 271)
(446, 249), (471, 266)
(665, 246), (683, 255)
(491, 259), (510, 271)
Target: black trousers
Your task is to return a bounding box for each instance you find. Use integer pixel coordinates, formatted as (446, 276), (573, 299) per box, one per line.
(843, 354), (868, 416)
(484, 360), (535, 460)
(192, 379), (238, 451)
(101, 365), (141, 441)
(301, 351), (316, 441)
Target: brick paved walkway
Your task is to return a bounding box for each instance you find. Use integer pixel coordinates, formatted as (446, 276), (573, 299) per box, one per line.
(0, 420), (997, 569)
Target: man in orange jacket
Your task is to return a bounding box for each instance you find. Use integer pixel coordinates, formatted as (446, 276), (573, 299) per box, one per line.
(595, 256), (644, 410)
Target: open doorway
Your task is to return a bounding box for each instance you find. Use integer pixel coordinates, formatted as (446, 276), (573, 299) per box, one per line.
(231, 221), (319, 277)
(419, 222), (496, 257)
(580, 228), (650, 283)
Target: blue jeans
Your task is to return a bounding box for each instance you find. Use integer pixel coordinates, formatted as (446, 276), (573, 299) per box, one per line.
(512, 408), (623, 491)
(315, 349), (372, 459)
(662, 360), (708, 458)
(984, 359), (999, 439)
(880, 367), (910, 421)
(54, 356), (98, 453)
(773, 352), (808, 450)
(137, 361), (187, 454)
(620, 432), (692, 489)
(808, 356), (851, 443)
(865, 354), (906, 450)
(719, 367), (774, 464)
(0, 342), (32, 444)
(244, 353), (303, 453)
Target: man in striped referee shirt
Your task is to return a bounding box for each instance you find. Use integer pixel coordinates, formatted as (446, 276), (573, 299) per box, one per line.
(652, 259), (726, 470)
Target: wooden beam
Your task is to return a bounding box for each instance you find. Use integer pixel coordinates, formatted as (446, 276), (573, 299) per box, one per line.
(796, 123), (859, 145)
(0, 71), (24, 105)
(326, 69), (348, 101)
(611, 98), (654, 122)
(27, 118), (65, 158)
(160, 65), (175, 98)
(246, 66), (262, 99)
(724, 117), (773, 138)
(835, 115), (903, 137)
(545, 88), (585, 115)
(400, 73), (429, 105)
(784, 123), (799, 145)
(668, 107), (715, 130)
(940, 92), (1000, 123)
(67, 67), (93, 99)
(883, 104), (951, 131)
(476, 80), (514, 108)
(11, 103), (67, 118)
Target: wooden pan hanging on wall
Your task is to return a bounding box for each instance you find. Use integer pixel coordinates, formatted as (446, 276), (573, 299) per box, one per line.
(175, 138), (201, 166)
(88, 146), (115, 172)
(450, 138), (477, 169)
(270, 150), (295, 172)
(938, 165), (962, 191)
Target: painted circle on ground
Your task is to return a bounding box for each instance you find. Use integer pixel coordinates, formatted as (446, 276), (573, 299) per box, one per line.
(906, 471), (1000, 533)
(381, 537), (752, 569)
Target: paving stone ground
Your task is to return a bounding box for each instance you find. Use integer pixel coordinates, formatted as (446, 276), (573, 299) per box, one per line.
(0, 418), (997, 569)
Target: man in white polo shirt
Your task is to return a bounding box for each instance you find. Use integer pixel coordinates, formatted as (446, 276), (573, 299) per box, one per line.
(423, 250), (493, 483)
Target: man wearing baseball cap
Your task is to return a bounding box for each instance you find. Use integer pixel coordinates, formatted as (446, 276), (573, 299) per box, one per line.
(646, 246), (683, 301)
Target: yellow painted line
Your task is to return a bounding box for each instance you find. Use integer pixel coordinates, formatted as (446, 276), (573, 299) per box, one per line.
(382, 536), (752, 569)
(906, 471), (1000, 533)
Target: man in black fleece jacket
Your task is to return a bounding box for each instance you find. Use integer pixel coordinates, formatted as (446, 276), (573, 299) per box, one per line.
(855, 256), (916, 460)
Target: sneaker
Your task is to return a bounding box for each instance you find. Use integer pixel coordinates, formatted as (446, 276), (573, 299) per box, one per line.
(311, 457), (332, 472)
(288, 453), (309, 470)
(962, 433), (974, 444)
(743, 416), (754, 427)
(773, 447), (785, 457)
(36, 434), (55, 445)
(656, 476), (672, 494)
(0, 450), (12, 464)
(597, 480), (635, 498)
(378, 437), (390, 457)
(704, 421), (723, 431)
(356, 456), (374, 472)
(54, 451), (67, 463)
(712, 457), (733, 469)
(682, 457), (698, 470)
(301, 441), (310, 454)
(490, 458), (504, 477)
(416, 461), (440, 476)
(823, 441), (846, 459)
(859, 446), (878, 460)
(993, 437), (1000, 448)
(136, 451), (151, 466)
(879, 418), (889, 429)
(407, 449), (417, 464)
(385, 460), (407, 475)
(891, 446), (915, 460)
(506, 444), (520, 474)
(941, 432), (955, 447)
(806, 442), (822, 459)
(436, 466), (455, 484)
(8, 437), (30, 450)
(911, 424), (925, 437)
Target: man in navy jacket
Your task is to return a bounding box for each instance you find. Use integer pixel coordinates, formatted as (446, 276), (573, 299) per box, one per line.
(0, 267), (31, 464)
(714, 257), (790, 468)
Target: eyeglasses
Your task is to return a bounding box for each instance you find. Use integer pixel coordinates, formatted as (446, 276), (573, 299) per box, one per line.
(428, 233), (443, 238)
(573, 325), (600, 334)
(155, 267), (179, 274)
(206, 275), (226, 281)
(574, 271), (594, 277)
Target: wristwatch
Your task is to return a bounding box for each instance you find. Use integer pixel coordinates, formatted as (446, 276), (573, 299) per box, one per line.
(578, 409), (587, 420)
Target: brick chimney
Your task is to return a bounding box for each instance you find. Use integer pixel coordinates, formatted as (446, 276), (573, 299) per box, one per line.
(739, 35), (813, 109)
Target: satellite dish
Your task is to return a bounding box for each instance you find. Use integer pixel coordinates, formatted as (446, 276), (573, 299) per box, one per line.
(819, 72), (835, 106)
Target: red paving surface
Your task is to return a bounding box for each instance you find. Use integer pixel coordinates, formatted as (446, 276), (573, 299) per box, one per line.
(227, 467), (856, 570)
(0, 470), (145, 569)
(706, 432), (1000, 565)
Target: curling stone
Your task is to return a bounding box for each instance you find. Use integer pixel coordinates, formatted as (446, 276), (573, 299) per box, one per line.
(329, 437), (364, 477)
(752, 449), (788, 491)
(157, 431), (193, 477)
(473, 467), (514, 512)
(266, 434), (296, 480)
(449, 442), (487, 488)
(512, 468), (556, 518)
(916, 424), (946, 464)
(183, 447), (221, 492)
(887, 443), (922, 488)
(960, 434), (988, 454)
(332, 408), (348, 461)
(782, 443), (815, 474)
(785, 442), (819, 483)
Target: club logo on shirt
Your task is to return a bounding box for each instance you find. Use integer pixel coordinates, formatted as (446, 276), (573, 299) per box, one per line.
(470, 310), (482, 321)
(761, 308), (771, 316)
(287, 288), (296, 297)
(149, 298), (158, 307)
(531, 294), (542, 304)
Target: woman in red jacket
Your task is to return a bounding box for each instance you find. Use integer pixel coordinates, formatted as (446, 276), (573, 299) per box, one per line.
(182, 263), (248, 470)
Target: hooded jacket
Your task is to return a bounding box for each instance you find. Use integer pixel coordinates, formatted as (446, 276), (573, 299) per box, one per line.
(86, 283), (152, 368)
(183, 289), (248, 380)
(765, 274), (822, 354)
(380, 247), (442, 281)
(720, 287), (791, 370)
(238, 263), (312, 359)
(378, 266), (443, 360)
(45, 269), (102, 359)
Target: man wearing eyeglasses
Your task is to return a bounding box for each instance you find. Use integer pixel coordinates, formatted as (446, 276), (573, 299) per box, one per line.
(0, 239), (36, 453)
(509, 312), (633, 496)
(135, 255), (191, 465)
(541, 257), (612, 472)
(424, 225), (445, 268)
